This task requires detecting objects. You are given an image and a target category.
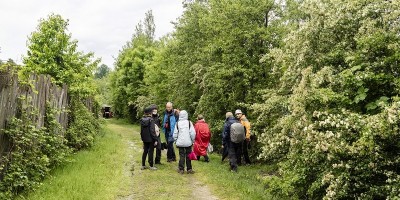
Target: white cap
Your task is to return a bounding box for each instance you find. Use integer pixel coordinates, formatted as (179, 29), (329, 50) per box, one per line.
(235, 109), (242, 115)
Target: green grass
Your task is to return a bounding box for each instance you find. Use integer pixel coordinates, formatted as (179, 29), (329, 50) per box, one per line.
(19, 119), (280, 200)
(18, 119), (133, 200)
(193, 154), (279, 200)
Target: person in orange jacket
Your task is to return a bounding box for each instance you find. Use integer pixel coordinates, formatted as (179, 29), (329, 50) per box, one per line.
(234, 109), (251, 165)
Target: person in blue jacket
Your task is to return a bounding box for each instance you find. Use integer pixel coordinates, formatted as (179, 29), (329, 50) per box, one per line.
(222, 112), (242, 172)
(162, 102), (178, 162)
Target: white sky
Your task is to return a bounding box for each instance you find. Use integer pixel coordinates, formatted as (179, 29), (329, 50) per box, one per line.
(0, 0), (184, 68)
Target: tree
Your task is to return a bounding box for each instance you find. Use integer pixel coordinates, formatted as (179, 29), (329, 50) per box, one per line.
(111, 10), (156, 121)
(23, 13), (99, 96)
(94, 64), (110, 79)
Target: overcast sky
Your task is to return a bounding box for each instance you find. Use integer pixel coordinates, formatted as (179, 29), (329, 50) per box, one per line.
(0, 0), (184, 68)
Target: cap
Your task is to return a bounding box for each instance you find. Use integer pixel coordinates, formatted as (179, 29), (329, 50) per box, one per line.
(144, 106), (153, 114)
(235, 109), (243, 115)
(149, 104), (158, 110)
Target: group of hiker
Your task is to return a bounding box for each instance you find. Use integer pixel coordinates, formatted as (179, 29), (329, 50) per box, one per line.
(140, 102), (252, 173)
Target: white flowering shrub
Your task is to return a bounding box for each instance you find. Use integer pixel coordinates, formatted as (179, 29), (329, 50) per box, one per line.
(253, 0), (400, 198)
(264, 103), (400, 199)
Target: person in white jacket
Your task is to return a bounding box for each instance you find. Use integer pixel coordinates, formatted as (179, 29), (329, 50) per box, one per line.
(173, 110), (196, 174)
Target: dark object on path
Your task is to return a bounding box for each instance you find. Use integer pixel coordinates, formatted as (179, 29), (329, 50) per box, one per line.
(102, 105), (113, 118)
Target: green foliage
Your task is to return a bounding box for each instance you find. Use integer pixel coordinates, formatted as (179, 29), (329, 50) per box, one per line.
(22, 13), (100, 97)
(252, 0), (400, 198)
(109, 0), (400, 198)
(111, 10), (156, 121)
(264, 103), (400, 199)
(94, 64), (110, 79)
(19, 120), (131, 200)
(0, 13), (101, 199)
(0, 103), (70, 199)
(66, 97), (99, 150)
(94, 75), (113, 106)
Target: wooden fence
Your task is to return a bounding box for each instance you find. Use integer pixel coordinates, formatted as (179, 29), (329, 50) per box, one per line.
(0, 68), (68, 157)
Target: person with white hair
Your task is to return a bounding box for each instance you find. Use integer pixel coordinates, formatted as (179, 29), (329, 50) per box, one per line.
(162, 102), (178, 162)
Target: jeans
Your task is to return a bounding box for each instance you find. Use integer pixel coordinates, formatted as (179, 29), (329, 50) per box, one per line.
(228, 142), (242, 170)
(142, 142), (154, 167)
(178, 146), (192, 171)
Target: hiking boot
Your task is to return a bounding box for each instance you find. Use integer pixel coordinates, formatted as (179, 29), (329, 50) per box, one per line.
(177, 169), (184, 174)
(149, 166), (158, 170)
(187, 169), (195, 174)
(230, 168), (237, 173)
(141, 166), (148, 170)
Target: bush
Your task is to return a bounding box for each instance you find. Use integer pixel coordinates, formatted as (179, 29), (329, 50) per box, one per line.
(66, 97), (99, 150)
(263, 102), (400, 199)
(0, 104), (70, 199)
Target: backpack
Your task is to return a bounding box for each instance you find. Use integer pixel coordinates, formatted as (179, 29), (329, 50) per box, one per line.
(230, 122), (245, 143)
(176, 120), (191, 134)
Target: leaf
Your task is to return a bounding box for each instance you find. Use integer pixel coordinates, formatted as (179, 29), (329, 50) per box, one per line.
(366, 102), (377, 111)
(354, 87), (368, 103)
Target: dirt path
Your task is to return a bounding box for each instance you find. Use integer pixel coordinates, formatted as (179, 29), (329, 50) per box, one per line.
(110, 120), (219, 200)
(190, 177), (219, 200)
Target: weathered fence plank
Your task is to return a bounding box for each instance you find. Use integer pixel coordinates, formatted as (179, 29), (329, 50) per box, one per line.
(0, 68), (68, 157)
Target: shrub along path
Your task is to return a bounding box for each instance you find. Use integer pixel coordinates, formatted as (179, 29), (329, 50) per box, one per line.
(20, 119), (277, 200)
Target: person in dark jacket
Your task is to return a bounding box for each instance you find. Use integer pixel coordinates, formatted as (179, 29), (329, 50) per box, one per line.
(221, 112), (233, 162)
(150, 104), (162, 164)
(222, 113), (242, 172)
(162, 102), (178, 162)
(140, 106), (158, 170)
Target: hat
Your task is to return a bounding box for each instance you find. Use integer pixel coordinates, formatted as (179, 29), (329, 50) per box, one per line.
(144, 106), (153, 114)
(149, 104), (158, 110)
(235, 109), (243, 115)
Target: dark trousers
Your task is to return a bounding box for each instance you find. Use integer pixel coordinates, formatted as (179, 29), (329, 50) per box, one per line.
(167, 141), (176, 161)
(142, 142), (154, 167)
(242, 140), (251, 164)
(197, 155), (209, 162)
(228, 142), (242, 170)
(166, 130), (176, 161)
(221, 146), (229, 161)
(155, 137), (161, 163)
(178, 146), (192, 171)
